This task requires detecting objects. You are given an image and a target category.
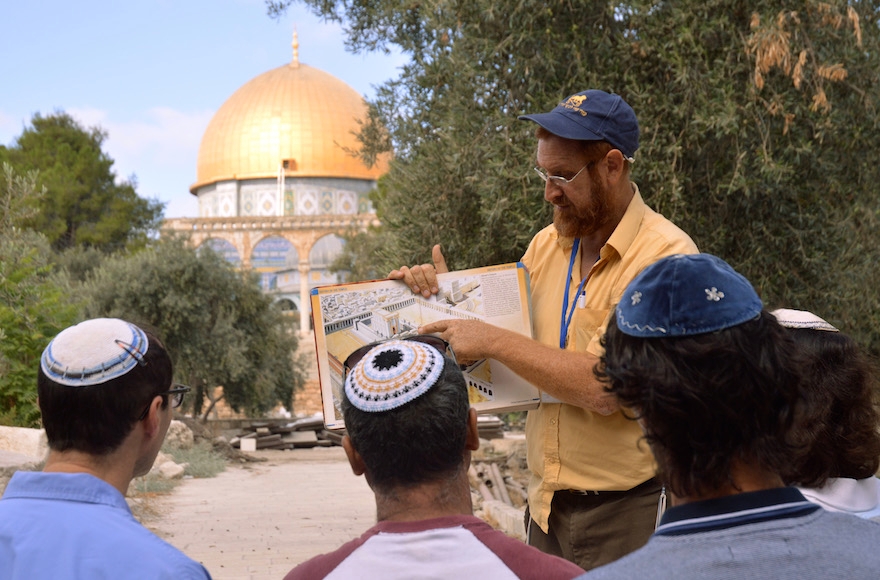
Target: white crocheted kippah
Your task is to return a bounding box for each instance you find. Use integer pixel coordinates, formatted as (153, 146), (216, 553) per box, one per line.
(40, 318), (150, 387)
(771, 308), (839, 332)
(344, 339), (445, 412)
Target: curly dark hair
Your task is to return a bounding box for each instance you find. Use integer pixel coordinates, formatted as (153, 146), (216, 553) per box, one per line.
(779, 328), (880, 487)
(596, 310), (809, 498)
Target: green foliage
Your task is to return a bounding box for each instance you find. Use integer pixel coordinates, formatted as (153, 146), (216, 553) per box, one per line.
(498, 411), (526, 431)
(82, 238), (307, 417)
(329, 223), (394, 282)
(50, 245), (108, 284)
(619, 1), (880, 348)
(129, 439), (227, 496)
(272, 0), (880, 350)
(163, 440), (227, 478)
(3, 112), (164, 253)
(130, 474), (178, 495)
(0, 164), (79, 426)
(273, 0), (623, 274)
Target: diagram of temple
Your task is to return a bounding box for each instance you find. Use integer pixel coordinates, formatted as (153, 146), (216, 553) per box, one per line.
(312, 263), (541, 427)
(318, 277), (493, 415)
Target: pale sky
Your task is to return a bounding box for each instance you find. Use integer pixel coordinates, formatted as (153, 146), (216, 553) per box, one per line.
(0, 0), (405, 218)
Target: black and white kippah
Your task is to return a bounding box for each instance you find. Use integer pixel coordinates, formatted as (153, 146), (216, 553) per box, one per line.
(344, 339), (445, 412)
(41, 318), (150, 387)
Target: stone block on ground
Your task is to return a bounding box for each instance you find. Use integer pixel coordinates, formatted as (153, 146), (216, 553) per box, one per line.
(482, 500), (527, 541)
(158, 461), (186, 479)
(490, 435), (526, 457)
(164, 420), (194, 449)
(149, 451), (174, 475)
(0, 426), (48, 459)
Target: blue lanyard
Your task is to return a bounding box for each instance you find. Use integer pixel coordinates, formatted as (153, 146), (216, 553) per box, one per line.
(560, 238), (589, 349)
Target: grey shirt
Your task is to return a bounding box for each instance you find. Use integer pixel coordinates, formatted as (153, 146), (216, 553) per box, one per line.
(581, 487), (880, 580)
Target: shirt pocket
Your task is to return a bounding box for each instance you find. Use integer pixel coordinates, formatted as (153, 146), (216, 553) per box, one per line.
(571, 307), (611, 352)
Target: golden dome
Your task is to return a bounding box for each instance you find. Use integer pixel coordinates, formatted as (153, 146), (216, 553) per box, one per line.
(192, 59), (388, 192)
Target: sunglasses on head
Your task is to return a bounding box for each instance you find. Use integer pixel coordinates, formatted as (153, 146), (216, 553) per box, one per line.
(342, 334), (456, 379)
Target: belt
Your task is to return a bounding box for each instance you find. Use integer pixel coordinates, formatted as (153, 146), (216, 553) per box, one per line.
(562, 478), (658, 496)
(564, 489), (606, 496)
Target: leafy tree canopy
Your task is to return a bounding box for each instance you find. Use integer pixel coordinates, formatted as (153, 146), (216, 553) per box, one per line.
(269, 0), (880, 350)
(0, 163), (79, 426)
(1, 112), (164, 253)
(82, 238), (308, 418)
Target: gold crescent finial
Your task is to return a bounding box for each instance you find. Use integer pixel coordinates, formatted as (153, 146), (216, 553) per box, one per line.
(291, 26), (300, 68)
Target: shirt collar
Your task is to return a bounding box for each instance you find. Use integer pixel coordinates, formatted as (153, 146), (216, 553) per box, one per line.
(3, 471), (132, 514)
(655, 487), (819, 536)
(552, 183), (646, 259)
(603, 183), (645, 259)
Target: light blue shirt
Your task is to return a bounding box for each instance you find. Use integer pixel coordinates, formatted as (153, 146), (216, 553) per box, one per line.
(0, 471), (211, 579)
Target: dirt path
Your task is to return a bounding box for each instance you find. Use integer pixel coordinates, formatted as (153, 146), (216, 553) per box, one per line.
(146, 447), (375, 580)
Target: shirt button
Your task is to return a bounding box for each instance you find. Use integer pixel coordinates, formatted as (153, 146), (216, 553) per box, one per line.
(550, 419), (557, 425)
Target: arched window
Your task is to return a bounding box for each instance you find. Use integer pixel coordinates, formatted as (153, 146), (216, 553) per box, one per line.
(310, 235), (345, 270)
(251, 237), (299, 270)
(199, 238), (241, 266)
(276, 298), (297, 311)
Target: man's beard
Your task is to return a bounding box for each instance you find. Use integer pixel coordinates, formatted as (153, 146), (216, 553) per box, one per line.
(553, 173), (612, 238)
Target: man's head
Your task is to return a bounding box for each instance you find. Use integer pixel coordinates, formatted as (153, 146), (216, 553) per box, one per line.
(598, 254), (805, 498)
(520, 90), (639, 238)
(519, 90), (639, 160)
(38, 318), (175, 457)
(772, 309), (880, 488)
(341, 338), (475, 495)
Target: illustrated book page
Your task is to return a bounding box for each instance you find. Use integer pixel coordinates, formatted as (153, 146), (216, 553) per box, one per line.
(310, 262), (540, 429)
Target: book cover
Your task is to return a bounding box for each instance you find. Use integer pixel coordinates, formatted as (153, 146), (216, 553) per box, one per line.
(310, 262), (540, 429)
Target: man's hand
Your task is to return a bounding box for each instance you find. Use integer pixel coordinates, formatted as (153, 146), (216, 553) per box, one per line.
(388, 244), (449, 298)
(423, 318), (618, 414)
(419, 318), (496, 365)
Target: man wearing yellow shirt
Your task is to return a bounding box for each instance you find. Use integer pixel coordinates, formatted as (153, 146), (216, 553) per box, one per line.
(391, 89), (697, 570)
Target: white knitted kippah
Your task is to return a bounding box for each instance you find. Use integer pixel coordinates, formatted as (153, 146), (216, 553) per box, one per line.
(40, 318), (150, 387)
(344, 339), (445, 412)
(771, 308), (839, 332)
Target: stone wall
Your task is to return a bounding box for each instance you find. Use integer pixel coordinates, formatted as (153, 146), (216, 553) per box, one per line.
(293, 378), (323, 416)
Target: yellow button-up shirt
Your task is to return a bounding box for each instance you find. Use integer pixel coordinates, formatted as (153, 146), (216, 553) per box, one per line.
(522, 186), (698, 532)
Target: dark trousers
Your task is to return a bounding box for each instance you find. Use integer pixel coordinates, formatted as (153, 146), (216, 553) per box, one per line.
(526, 479), (661, 571)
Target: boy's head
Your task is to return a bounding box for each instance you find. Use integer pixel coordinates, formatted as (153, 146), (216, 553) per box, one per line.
(38, 318), (173, 455)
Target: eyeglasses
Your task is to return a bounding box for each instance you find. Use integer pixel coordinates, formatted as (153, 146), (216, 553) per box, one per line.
(534, 161), (593, 186)
(342, 334), (456, 379)
(136, 384), (191, 421)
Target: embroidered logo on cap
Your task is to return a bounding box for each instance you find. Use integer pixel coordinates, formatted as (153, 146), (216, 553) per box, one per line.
(560, 94), (588, 116)
(615, 253), (763, 338)
(705, 287), (725, 301)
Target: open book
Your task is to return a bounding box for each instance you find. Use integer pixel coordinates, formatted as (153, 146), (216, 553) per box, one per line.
(310, 262), (541, 429)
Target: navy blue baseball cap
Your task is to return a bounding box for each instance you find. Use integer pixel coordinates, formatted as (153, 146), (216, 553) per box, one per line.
(616, 254), (763, 338)
(519, 90), (640, 160)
